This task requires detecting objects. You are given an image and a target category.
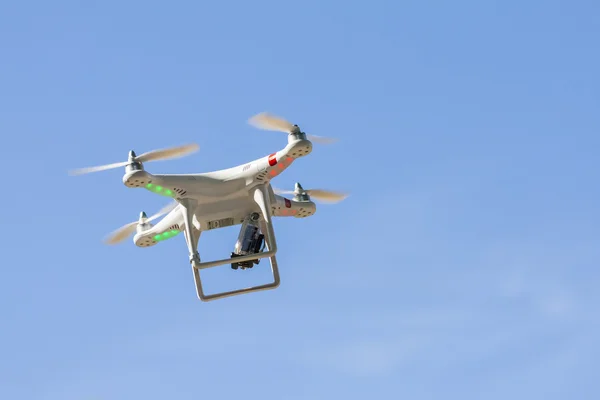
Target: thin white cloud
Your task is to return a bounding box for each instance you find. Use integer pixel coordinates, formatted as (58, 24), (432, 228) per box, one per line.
(40, 187), (596, 399)
(300, 336), (426, 377)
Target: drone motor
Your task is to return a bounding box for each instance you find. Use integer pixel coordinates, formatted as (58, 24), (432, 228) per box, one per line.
(135, 211), (153, 233)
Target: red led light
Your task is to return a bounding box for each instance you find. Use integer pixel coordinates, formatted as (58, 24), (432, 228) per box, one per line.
(268, 153), (277, 166)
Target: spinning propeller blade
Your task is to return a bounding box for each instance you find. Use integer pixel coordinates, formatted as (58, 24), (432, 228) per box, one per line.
(104, 221), (139, 245)
(248, 112), (295, 133)
(248, 112), (338, 144)
(135, 143), (200, 163)
(301, 189), (349, 203)
(104, 201), (179, 245)
(274, 184), (349, 204)
(68, 161), (130, 175)
(68, 143), (199, 176)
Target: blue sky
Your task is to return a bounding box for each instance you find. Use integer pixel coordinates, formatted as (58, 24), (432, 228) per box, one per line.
(1, 0), (599, 399)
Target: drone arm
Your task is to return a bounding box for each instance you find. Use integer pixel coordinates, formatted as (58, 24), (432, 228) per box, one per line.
(253, 183), (271, 224)
(180, 199), (200, 264)
(253, 184), (277, 251)
(183, 223), (201, 252)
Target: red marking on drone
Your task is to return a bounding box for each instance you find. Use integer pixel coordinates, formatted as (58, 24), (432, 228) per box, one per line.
(284, 198), (291, 208)
(268, 153), (277, 166)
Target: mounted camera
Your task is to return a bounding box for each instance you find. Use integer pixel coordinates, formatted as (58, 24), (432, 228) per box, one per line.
(230, 212), (265, 270)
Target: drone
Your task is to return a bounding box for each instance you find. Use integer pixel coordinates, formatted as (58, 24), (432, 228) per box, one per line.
(69, 112), (348, 302)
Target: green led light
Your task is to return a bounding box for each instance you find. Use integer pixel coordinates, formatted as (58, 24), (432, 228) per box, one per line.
(145, 182), (175, 198)
(153, 229), (181, 242)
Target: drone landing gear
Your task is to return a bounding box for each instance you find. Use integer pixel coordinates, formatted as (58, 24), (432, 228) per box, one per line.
(187, 185), (280, 302)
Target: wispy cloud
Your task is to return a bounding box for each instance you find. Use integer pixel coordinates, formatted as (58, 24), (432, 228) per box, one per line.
(284, 187), (597, 389)
(299, 336), (425, 377)
(39, 188), (597, 399)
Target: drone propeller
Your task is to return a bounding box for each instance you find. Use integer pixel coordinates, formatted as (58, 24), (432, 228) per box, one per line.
(274, 183), (349, 203)
(68, 143), (200, 176)
(248, 112), (337, 144)
(103, 201), (179, 245)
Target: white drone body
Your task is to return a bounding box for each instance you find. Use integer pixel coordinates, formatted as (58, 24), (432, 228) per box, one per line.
(70, 113), (348, 302)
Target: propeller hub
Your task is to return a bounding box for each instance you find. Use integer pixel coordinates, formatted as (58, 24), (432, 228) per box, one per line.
(136, 211), (153, 234)
(126, 150), (144, 173)
(138, 211), (149, 226)
(288, 126), (307, 144)
(294, 182), (310, 201)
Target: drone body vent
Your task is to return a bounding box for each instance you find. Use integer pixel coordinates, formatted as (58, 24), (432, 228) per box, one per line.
(173, 188), (187, 197)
